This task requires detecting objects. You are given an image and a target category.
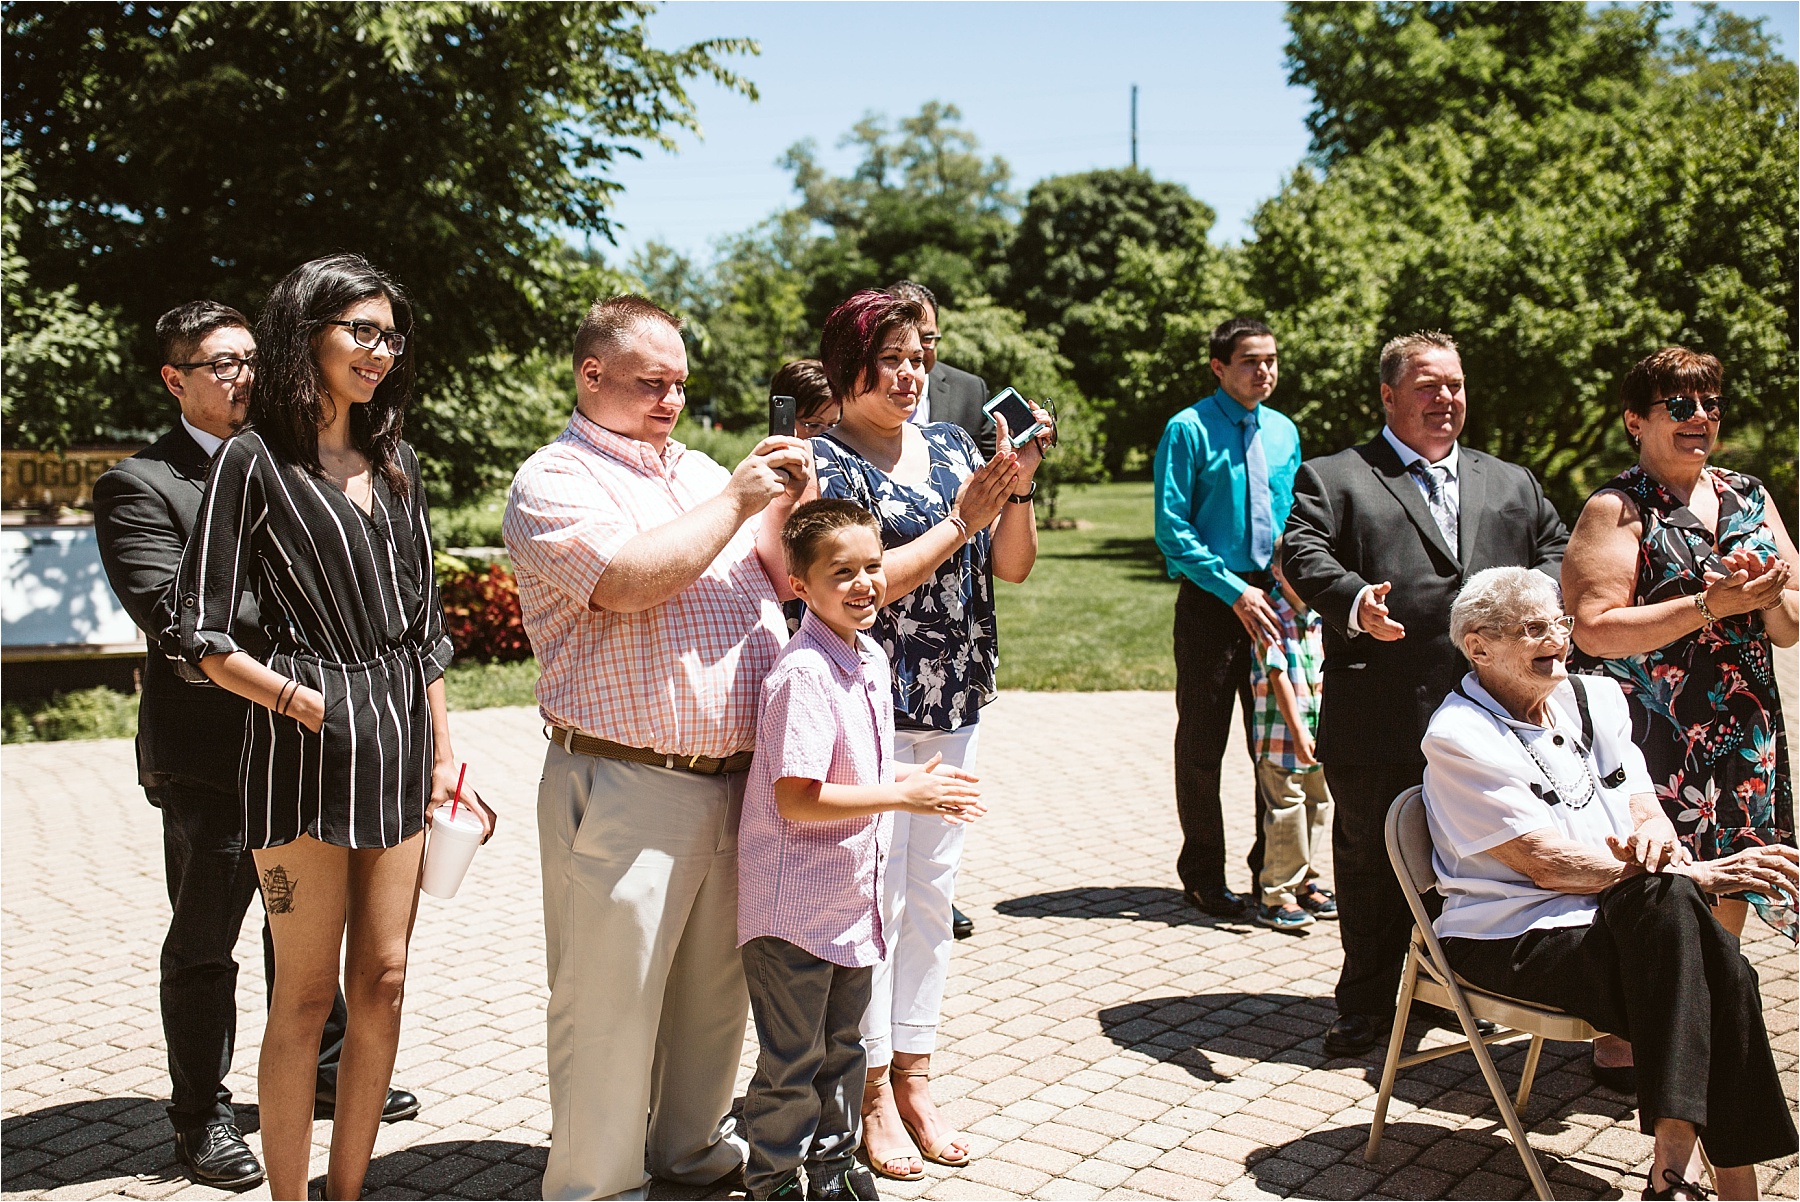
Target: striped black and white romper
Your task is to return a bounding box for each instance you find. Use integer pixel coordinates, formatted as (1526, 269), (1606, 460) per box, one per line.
(177, 431), (454, 849)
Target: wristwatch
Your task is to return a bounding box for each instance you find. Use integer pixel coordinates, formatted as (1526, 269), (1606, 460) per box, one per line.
(1008, 482), (1037, 504)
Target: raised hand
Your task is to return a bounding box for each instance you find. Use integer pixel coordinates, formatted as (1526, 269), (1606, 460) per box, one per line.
(1358, 581), (1407, 641)
(729, 436), (810, 513)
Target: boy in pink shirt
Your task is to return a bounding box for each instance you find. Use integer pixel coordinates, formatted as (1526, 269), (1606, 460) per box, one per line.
(738, 500), (984, 1200)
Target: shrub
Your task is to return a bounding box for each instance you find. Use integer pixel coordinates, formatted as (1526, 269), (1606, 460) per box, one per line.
(437, 554), (533, 664)
(2, 686), (138, 743)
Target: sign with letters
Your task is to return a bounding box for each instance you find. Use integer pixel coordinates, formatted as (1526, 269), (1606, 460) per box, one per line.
(2, 447), (143, 511)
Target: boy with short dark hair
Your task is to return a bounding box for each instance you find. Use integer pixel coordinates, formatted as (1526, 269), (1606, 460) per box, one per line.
(1249, 539), (1336, 930)
(737, 499), (984, 1200)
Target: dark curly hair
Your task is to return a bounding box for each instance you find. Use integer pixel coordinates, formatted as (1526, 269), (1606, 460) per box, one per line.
(249, 254), (415, 498)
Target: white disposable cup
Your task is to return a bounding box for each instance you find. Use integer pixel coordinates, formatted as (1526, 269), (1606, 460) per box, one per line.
(421, 800), (485, 898)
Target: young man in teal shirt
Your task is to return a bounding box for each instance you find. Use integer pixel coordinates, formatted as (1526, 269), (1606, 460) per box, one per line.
(1152, 318), (1302, 917)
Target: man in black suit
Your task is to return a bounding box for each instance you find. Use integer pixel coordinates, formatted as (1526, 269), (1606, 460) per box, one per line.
(887, 280), (996, 461)
(1281, 331), (1568, 1056)
(93, 302), (417, 1190)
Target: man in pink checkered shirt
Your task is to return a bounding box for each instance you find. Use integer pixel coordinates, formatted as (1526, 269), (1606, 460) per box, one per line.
(502, 295), (810, 1201)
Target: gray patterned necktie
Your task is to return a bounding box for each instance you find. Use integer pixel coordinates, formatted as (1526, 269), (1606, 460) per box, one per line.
(1409, 461), (1458, 551)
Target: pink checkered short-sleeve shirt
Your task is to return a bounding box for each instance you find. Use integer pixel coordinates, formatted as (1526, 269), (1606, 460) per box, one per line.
(737, 609), (894, 968)
(502, 410), (787, 758)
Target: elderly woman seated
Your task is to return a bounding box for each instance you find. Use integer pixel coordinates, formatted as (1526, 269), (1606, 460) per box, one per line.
(1422, 567), (1798, 1201)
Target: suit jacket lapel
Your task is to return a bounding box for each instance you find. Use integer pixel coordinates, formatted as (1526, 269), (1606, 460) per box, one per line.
(1455, 451), (1485, 566)
(1365, 438), (1458, 564)
(166, 427), (213, 493)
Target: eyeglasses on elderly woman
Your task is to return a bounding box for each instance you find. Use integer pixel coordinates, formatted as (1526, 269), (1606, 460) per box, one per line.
(1483, 614), (1574, 642)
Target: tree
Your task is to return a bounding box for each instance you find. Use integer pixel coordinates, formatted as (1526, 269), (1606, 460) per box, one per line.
(2, 154), (132, 450)
(1286, 1), (1663, 164)
(779, 102), (1014, 326)
(1249, 3), (1796, 519)
(2, 1), (753, 496)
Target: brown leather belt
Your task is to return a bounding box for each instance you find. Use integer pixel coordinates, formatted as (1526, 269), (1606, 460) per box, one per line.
(546, 726), (753, 776)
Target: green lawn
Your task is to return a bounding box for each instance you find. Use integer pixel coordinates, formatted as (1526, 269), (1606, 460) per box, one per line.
(995, 481), (1176, 691)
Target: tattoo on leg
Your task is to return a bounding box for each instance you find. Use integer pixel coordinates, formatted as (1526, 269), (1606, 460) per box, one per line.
(261, 865), (296, 914)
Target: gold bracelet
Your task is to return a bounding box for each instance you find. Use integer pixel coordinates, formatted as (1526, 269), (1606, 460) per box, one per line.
(1693, 591), (1718, 625)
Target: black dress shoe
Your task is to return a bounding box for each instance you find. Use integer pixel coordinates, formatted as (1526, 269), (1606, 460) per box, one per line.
(1183, 885), (1249, 918)
(314, 1085), (421, 1123)
(1323, 1012), (1382, 1057)
(952, 906), (974, 940)
(173, 1123), (265, 1190)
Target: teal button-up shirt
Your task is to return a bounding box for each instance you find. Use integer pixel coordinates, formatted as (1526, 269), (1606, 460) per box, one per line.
(1152, 389), (1302, 604)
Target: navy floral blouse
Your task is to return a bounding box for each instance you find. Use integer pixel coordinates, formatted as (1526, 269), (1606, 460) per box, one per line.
(1573, 465), (1793, 861)
(813, 424), (997, 732)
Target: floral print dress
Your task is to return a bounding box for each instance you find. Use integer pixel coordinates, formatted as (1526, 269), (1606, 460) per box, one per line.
(1573, 465), (1793, 861)
(813, 424), (998, 732)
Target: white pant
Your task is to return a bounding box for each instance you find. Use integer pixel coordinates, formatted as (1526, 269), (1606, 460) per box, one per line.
(861, 724), (979, 1066)
(537, 746), (750, 1200)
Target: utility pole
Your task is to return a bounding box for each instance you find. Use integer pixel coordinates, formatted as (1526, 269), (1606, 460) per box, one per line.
(1130, 84), (1138, 169)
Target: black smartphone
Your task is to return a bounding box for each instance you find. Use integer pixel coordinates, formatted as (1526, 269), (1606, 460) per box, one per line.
(769, 395), (797, 438)
(981, 387), (1045, 448)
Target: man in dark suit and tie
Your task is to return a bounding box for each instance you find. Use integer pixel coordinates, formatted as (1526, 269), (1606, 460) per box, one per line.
(94, 302), (417, 1190)
(887, 280), (996, 461)
(1281, 331), (1569, 1057)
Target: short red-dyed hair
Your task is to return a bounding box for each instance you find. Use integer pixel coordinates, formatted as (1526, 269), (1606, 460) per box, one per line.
(819, 290), (924, 401)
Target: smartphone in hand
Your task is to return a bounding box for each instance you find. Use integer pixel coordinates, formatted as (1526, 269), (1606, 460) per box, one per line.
(982, 387), (1046, 448)
(769, 395), (797, 438)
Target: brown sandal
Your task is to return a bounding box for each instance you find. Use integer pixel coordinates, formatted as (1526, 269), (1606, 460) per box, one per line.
(893, 1065), (970, 1167)
(860, 1068), (924, 1181)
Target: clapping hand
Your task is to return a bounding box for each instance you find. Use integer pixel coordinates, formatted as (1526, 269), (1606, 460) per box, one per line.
(1701, 550), (1791, 617)
(952, 425), (1020, 532)
(898, 753), (986, 824)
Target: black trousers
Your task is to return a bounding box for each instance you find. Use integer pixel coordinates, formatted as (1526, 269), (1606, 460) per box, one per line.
(1325, 761), (1429, 1016)
(1447, 874), (1798, 1168)
(740, 937), (874, 1197)
(1173, 580), (1265, 894)
(153, 777), (347, 1135)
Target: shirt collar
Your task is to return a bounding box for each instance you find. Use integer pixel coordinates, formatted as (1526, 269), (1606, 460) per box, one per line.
(1458, 672), (1573, 733)
(568, 407), (686, 476)
(1382, 425), (1459, 476)
(180, 415), (226, 460)
(799, 608), (876, 679)
(1208, 389), (1259, 427)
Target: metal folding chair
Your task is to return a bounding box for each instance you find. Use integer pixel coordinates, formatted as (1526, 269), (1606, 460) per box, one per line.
(1365, 786), (1601, 1201)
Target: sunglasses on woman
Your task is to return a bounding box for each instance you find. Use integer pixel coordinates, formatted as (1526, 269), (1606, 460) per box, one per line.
(1654, 394), (1724, 422)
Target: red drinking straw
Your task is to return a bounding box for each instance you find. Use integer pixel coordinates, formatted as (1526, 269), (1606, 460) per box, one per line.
(450, 763), (467, 822)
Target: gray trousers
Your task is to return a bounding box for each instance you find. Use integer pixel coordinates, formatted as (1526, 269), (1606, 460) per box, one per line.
(740, 936), (874, 1197)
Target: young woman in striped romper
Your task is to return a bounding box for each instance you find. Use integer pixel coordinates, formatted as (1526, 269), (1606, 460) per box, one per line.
(178, 254), (493, 1200)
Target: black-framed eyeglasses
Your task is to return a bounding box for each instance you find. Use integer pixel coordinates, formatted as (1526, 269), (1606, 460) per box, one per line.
(324, 319), (407, 356)
(170, 355), (257, 382)
(1655, 394), (1724, 422)
(1489, 614), (1575, 642)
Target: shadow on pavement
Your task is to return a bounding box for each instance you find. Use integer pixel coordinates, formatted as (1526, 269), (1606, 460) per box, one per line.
(996, 885), (1254, 929)
(1247, 1120), (1621, 1200)
(358, 1138), (544, 1199)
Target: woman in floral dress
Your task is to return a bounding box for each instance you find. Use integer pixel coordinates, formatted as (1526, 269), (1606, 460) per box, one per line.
(811, 289), (1053, 1181)
(1566, 346), (1797, 935)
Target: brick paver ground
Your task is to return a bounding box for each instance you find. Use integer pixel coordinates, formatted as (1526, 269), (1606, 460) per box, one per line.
(5, 657), (1797, 1200)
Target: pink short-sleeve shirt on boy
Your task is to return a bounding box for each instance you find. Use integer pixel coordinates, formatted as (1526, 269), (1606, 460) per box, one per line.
(738, 609), (894, 968)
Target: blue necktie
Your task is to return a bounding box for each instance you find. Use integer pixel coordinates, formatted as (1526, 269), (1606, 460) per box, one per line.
(1409, 461), (1459, 551)
(1244, 410), (1274, 568)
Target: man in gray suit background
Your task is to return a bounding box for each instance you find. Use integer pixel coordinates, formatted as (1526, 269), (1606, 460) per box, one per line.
(887, 280), (996, 461)
(1281, 331), (1569, 1057)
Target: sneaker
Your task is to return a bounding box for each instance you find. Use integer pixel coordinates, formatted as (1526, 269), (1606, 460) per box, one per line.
(1297, 883), (1338, 919)
(754, 1172), (805, 1200)
(1256, 903), (1315, 931)
(811, 1163), (882, 1199)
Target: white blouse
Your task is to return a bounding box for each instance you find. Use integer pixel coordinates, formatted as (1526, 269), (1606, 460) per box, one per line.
(1422, 673), (1654, 941)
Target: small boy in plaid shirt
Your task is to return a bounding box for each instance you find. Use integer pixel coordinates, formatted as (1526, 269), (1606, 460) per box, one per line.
(1248, 540), (1336, 930)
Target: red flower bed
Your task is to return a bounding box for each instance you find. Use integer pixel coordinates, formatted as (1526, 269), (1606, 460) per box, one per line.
(438, 560), (533, 663)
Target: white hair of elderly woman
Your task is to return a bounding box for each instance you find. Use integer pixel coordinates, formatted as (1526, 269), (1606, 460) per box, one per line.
(1449, 567), (1565, 662)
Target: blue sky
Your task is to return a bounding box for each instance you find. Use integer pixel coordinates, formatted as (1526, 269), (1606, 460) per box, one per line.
(596, 1), (1798, 264)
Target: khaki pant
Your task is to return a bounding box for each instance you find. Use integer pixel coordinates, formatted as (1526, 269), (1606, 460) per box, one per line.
(537, 745), (749, 1200)
(1255, 760), (1332, 908)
